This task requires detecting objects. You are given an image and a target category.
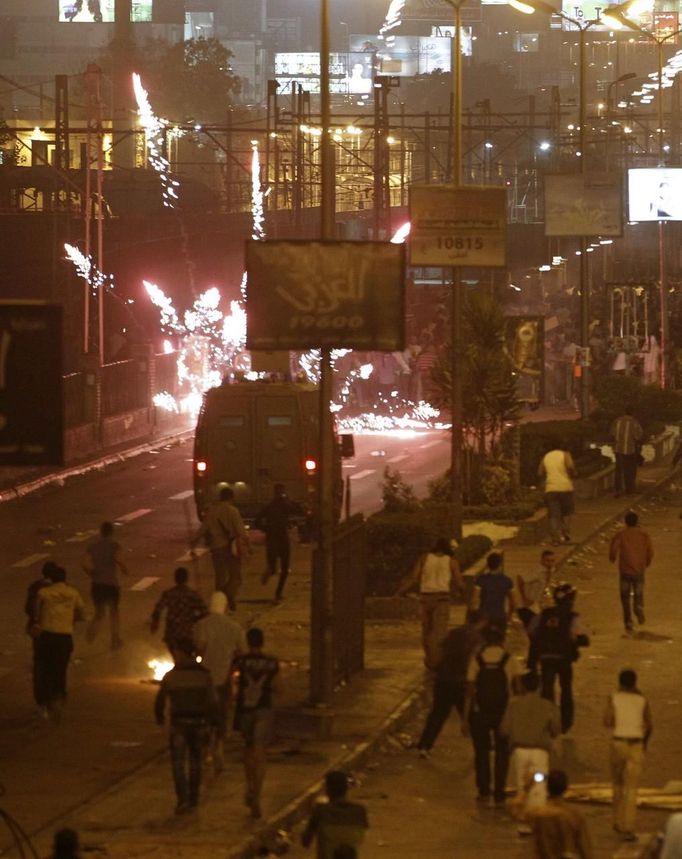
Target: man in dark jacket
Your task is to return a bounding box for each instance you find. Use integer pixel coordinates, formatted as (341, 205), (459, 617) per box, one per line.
(528, 583), (589, 734)
(149, 567), (207, 654)
(416, 612), (487, 756)
(155, 638), (215, 815)
(256, 484), (303, 603)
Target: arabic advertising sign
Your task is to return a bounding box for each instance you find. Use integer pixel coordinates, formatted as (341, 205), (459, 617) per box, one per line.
(544, 173), (622, 236)
(245, 241), (406, 351)
(504, 316), (544, 405)
(409, 185), (507, 267)
(0, 303), (63, 466)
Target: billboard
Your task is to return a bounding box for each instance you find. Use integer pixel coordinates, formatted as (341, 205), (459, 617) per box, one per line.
(59, 0), (159, 21)
(59, 0), (115, 22)
(131, 0), (152, 22)
(0, 303), (63, 466)
(628, 168), (682, 222)
(350, 35), (455, 75)
(544, 173), (622, 236)
(504, 316), (544, 405)
(245, 241), (405, 350)
(409, 185), (507, 267)
(274, 53), (374, 95)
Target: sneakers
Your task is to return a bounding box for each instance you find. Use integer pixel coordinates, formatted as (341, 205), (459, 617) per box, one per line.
(636, 611), (646, 625)
(418, 748), (431, 759)
(175, 801), (191, 816)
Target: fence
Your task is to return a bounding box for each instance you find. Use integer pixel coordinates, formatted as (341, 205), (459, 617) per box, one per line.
(62, 350), (180, 428)
(311, 514), (366, 699)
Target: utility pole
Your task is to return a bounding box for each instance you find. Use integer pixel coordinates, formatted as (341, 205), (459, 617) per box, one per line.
(112, 0), (135, 169)
(310, 0), (336, 706)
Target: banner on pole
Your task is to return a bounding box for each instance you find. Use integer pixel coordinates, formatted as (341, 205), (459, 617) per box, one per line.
(0, 302), (63, 465)
(245, 241), (405, 350)
(409, 185), (507, 267)
(544, 173), (623, 236)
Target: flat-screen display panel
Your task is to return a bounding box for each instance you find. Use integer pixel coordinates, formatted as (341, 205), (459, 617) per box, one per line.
(628, 168), (682, 222)
(59, 0), (115, 22)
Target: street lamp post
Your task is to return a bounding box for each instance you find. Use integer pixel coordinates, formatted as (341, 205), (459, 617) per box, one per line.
(443, 0), (466, 540)
(601, 10), (682, 388)
(605, 72), (637, 171)
(310, 0), (336, 706)
(511, 0), (600, 418)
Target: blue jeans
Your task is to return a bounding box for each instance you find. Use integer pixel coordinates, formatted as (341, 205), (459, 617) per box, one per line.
(620, 574), (644, 628)
(170, 722), (207, 805)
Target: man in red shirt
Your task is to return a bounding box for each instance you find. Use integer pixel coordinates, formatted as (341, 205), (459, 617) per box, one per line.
(609, 512), (653, 633)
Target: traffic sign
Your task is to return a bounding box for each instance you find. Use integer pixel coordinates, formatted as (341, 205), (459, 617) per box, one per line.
(0, 302), (63, 465)
(409, 185), (507, 267)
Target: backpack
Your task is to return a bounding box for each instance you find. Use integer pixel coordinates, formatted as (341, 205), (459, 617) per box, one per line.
(474, 649), (510, 718)
(532, 607), (577, 661)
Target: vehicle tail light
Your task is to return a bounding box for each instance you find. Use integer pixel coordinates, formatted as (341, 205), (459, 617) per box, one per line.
(195, 460), (207, 473)
(304, 458), (317, 474)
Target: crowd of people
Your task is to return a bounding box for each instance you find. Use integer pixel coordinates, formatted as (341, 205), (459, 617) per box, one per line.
(399, 520), (663, 858)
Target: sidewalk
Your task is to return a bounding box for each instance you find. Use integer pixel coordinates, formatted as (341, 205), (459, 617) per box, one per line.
(9, 454), (677, 859)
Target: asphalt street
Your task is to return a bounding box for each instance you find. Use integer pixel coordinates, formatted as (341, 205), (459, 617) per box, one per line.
(0, 428), (449, 852)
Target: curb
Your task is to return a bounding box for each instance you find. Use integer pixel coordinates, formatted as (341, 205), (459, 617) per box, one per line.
(227, 680), (428, 859)
(0, 427), (194, 505)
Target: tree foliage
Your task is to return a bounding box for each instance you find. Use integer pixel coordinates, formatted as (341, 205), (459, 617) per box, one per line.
(138, 38), (241, 123)
(431, 290), (521, 458)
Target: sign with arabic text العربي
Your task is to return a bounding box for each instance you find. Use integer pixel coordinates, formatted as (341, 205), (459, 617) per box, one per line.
(409, 185), (507, 267)
(0, 302), (63, 466)
(544, 173), (622, 236)
(245, 241), (405, 351)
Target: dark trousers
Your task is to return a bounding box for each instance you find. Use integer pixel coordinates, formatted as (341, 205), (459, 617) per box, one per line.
(540, 658), (574, 733)
(418, 679), (466, 751)
(615, 453), (638, 494)
(469, 711), (510, 801)
(620, 574), (645, 627)
(210, 546), (242, 610)
(266, 538), (291, 599)
(34, 631), (73, 708)
(169, 722), (207, 805)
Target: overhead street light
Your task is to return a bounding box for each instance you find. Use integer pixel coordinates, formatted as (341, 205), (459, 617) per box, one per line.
(601, 5), (682, 388)
(510, 0), (603, 418)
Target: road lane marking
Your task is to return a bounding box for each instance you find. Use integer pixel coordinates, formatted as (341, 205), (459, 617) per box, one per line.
(349, 469), (375, 481)
(12, 553), (50, 569)
(169, 490), (194, 501)
(176, 547), (209, 562)
(129, 577), (160, 591)
(65, 529), (98, 543)
(387, 454), (409, 464)
(419, 439), (442, 450)
(115, 508), (152, 524)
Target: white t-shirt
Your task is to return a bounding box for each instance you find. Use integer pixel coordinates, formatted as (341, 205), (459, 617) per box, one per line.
(420, 553), (452, 594)
(542, 449), (574, 493)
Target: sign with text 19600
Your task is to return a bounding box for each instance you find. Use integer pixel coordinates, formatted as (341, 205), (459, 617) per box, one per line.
(245, 241), (405, 351)
(0, 302), (63, 466)
(409, 185), (507, 267)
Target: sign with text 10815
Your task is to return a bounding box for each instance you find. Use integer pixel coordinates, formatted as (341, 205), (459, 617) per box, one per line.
(245, 241), (406, 351)
(0, 302), (63, 466)
(409, 185), (507, 267)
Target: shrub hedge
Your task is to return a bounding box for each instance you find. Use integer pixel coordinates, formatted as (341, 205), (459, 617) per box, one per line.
(366, 508), (493, 596)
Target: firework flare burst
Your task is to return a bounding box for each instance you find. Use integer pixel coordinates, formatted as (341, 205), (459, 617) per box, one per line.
(132, 73), (180, 208)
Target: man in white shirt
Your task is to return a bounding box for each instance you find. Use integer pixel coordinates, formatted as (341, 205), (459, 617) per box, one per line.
(194, 591), (246, 771)
(604, 669), (653, 843)
(517, 549), (556, 629)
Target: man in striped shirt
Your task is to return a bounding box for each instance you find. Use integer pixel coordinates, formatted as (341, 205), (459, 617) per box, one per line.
(611, 406), (643, 497)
